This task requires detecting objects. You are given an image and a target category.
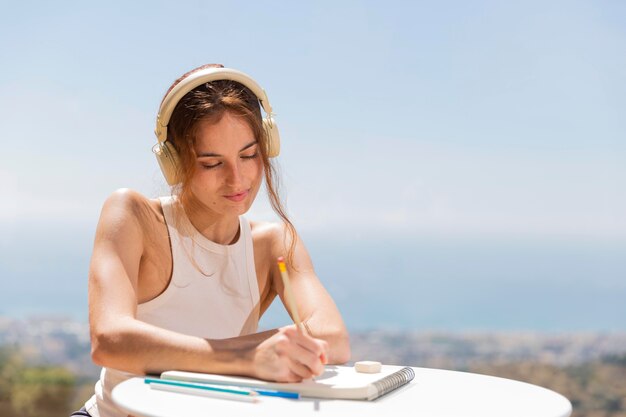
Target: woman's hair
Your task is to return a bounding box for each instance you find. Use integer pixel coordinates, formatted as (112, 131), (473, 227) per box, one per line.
(164, 64), (297, 264)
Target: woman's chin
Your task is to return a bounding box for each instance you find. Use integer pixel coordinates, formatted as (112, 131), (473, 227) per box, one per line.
(222, 198), (253, 215)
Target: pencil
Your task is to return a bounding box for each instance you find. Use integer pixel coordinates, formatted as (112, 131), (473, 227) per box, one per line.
(146, 379), (259, 403)
(277, 256), (305, 332)
(146, 377), (299, 400)
(145, 378), (256, 396)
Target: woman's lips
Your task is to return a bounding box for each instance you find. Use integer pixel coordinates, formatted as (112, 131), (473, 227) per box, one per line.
(224, 190), (249, 202)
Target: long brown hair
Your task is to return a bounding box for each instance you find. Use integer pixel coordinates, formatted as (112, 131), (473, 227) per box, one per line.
(164, 64), (297, 264)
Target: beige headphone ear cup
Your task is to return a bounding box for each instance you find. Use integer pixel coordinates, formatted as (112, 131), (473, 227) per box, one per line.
(152, 141), (182, 185)
(263, 117), (280, 157)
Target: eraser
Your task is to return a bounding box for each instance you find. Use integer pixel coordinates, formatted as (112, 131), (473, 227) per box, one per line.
(355, 361), (382, 373)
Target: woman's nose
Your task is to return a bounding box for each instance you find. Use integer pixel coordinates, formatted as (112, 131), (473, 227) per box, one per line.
(225, 161), (243, 187)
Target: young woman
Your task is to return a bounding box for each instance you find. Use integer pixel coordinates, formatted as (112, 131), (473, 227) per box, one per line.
(75, 64), (350, 417)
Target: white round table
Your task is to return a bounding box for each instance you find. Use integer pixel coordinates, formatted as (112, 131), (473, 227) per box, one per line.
(112, 367), (572, 417)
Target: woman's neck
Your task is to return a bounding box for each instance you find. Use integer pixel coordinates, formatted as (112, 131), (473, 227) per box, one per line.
(191, 214), (240, 245)
(181, 200), (241, 245)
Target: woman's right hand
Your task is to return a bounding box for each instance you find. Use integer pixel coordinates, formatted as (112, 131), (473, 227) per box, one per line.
(251, 325), (329, 382)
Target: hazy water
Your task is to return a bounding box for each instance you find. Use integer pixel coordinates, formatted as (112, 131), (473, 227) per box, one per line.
(1, 221), (625, 331)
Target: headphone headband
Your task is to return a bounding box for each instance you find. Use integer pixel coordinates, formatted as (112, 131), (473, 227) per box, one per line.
(155, 67), (274, 144)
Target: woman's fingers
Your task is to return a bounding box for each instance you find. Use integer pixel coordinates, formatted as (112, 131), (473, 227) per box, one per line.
(253, 325), (330, 382)
(288, 338), (326, 377)
(286, 358), (315, 380)
(286, 327), (329, 374)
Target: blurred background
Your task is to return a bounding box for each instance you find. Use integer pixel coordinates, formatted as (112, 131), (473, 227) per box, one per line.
(1, 1), (624, 416)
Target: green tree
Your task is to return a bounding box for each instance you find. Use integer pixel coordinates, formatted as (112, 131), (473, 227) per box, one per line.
(0, 346), (24, 415)
(11, 366), (76, 417)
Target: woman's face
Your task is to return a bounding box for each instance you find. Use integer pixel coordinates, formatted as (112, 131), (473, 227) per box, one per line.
(189, 112), (263, 217)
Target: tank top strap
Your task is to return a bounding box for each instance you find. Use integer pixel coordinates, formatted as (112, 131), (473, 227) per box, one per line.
(239, 216), (260, 315)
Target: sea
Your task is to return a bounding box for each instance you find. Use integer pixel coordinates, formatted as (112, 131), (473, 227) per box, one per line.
(1, 220), (625, 332)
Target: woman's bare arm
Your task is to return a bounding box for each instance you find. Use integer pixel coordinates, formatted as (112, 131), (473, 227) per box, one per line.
(267, 223), (351, 365)
(88, 190), (327, 381)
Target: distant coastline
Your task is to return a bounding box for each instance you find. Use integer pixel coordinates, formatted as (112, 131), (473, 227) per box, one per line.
(2, 315), (625, 373)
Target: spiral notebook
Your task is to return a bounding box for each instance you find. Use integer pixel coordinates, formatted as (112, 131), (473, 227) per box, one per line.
(161, 365), (415, 401)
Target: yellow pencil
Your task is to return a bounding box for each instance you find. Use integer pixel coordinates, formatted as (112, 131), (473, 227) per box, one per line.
(277, 256), (305, 332)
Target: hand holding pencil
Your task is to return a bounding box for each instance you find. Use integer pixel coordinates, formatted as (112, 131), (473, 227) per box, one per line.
(248, 257), (328, 382)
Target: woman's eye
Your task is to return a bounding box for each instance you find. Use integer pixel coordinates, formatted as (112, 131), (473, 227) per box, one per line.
(241, 151), (259, 160)
(201, 162), (221, 169)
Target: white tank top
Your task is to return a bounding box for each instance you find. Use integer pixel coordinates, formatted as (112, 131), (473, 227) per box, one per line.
(85, 196), (261, 417)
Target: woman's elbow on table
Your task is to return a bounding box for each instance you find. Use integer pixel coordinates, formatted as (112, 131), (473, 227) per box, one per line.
(328, 327), (351, 365)
(90, 322), (139, 371)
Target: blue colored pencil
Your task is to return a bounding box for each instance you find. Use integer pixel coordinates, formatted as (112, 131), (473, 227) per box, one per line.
(145, 378), (255, 396)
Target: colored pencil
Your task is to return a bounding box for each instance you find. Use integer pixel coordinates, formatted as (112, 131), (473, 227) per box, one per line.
(146, 378), (258, 403)
(277, 256), (304, 332)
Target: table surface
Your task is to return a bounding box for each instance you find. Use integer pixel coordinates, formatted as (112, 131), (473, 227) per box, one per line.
(112, 367), (572, 417)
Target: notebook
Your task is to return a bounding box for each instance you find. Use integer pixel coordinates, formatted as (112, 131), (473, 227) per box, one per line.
(161, 365), (415, 401)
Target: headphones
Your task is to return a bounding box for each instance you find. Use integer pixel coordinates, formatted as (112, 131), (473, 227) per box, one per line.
(152, 67), (280, 185)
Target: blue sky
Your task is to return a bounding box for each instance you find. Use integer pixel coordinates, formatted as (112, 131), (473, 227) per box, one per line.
(0, 2), (625, 328)
(1, 0), (624, 244)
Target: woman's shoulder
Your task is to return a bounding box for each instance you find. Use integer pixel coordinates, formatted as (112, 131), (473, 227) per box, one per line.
(249, 221), (285, 266)
(249, 220), (297, 254)
(99, 188), (164, 230)
(250, 220), (282, 242)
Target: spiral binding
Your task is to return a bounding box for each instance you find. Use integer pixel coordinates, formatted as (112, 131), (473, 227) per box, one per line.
(371, 367), (415, 400)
